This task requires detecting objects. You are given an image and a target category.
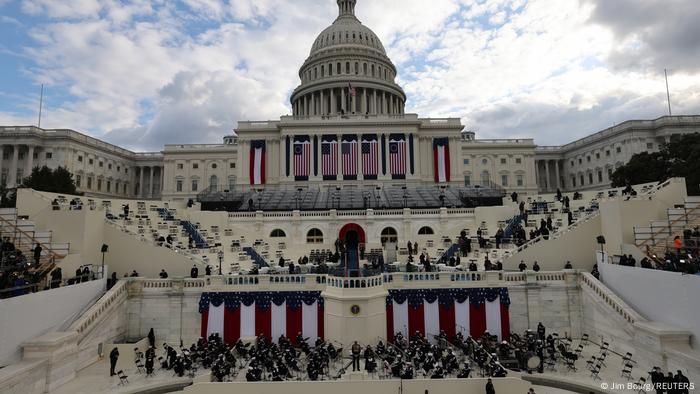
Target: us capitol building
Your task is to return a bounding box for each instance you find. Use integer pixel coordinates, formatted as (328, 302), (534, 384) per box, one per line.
(0, 0), (698, 201)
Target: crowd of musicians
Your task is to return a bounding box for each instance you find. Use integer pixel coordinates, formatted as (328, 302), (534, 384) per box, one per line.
(123, 323), (691, 391)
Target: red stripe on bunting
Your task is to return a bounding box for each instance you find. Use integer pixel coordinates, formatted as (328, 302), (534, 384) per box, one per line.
(469, 304), (487, 339)
(408, 303), (425, 339)
(287, 306), (303, 345)
(317, 303), (324, 340)
(500, 303), (511, 341)
(255, 305), (272, 339)
(444, 145), (450, 182)
(439, 303), (456, 341)
(223, 307), (240, 345)
(386, 303), (394, 343)
(433, 146), (439, 183)
(200, 309), (209, 339)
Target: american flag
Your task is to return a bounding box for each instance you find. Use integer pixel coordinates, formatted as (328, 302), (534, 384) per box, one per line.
(294, 139), (311, 180)
(361, 136), (378, 179)
(321, 138), (338, 179)
(390, 136), (406, 178)
(342, 137), (357, 179)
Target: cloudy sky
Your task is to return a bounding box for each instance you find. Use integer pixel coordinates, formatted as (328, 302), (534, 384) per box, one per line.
(1, 0), (699, 152)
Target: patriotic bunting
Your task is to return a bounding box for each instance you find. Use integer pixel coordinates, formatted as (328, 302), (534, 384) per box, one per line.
(389, 134), (406, 179)
(294, 135), (311, 181)
(321, 135), (338, 180)
(361, 134), (379, 180)
(342, 135), (358, 180)
(433, 137), (451, 183)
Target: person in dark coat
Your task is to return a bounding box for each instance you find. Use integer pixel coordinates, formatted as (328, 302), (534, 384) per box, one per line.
(537, 322), (545, 340)
(148, 328), (155, 348)
(145, 346), (155, 375)
(33, 243), (42, 266)
(485, 377), (496, 394)
(109, 347), (119, 376)
(75, 268), (82, 283)
(205, 265), (212, 276)
(519, 261), (527, 272)
(190, 265), (198, 278)
(533, 261), (540, 272)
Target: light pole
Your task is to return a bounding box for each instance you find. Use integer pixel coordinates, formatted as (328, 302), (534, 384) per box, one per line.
(217, 250), (224, 275)
(100, 244), (109, 281)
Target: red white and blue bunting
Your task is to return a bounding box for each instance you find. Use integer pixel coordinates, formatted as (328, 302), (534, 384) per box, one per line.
(199, 292), (324, 344)
(386, 288), (510, 344)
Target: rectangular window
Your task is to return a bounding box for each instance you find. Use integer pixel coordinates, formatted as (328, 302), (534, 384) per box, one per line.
(608, 168), (613, 178)
(647, 142), (653, 149)
(45, 152), (52, 159)
(108, 163), (112, 169)
(99, 161), (103, 167)
(515, 158), (522, 164)
(125, 168), (128, 174)
(192, 180), (198, 191)
(606, 150), (610, 157)
(107, 181), (111, 192)
(177, 163), (184, 170)
(587, 156), (591, 162)
(89, 158), (93, 165)
(616, 147), (621, 153)
(229, 162), (235, 169)
(500, 158), (507, 164)
(78, 156), (83, 162)
(516, 175), (524, 187)
(578, 158), (582, 164)
(117, 166), (120, 172)
(501, 175), (508, 187)
(87, 177), (93, 189)
(570, 161), (574, 167)
(598, 171), (603, 183)
(123, 184), (127, 194)
(176, 180), (183, 192)
(580, 175), (584, 185)
(589, 173), (593, 184)
(595, 153), (600, 159)
(193, 163), (199, 169)
(97, 179), (102, 191)
(463, 159), (470, 165)
(76, 175), (81, 187)
(571, 177), (576, 187)
(464, 175), (471, 186)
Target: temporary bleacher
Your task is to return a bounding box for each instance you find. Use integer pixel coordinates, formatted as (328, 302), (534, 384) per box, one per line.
(634, 195), (700, 259)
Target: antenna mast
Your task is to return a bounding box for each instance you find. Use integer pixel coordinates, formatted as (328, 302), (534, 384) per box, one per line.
(664, 69), (672, 116)
(37, 84), (44, 128)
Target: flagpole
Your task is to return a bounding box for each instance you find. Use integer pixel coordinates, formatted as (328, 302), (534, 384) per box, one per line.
(664, 69), (672, 116)
(37, 84), (44, 128)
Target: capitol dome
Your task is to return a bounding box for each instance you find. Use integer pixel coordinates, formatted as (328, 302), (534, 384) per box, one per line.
(291, 0), (406, 118)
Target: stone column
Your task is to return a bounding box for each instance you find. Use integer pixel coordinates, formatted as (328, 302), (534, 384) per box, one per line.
(384, 133), (390, 178)
(373, 89), (377, 115)
(138, 166), (144, 198)
(362, 88), (368, 114)
(9, 145), (19, 187)
(341, 88), (346, 114)
(304, 95), (309, 117)
(320, 90), (325, 115)
(0, 146), (4, 185)
(330, 88), (335, 115)
(554, 160), (560, 190)
(382, 92), (387, 114)
(25, 145), (35, 179)
(148, 166), (154, 198)
(544, 160), (550, 192)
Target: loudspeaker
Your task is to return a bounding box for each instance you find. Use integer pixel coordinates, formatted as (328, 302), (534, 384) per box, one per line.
(596, 236), (606, 245)
(101, 244), (109, 253)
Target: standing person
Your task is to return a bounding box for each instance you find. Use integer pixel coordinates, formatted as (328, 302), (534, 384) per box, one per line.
(205, 265), (212, 276)
(109, 347), (119, 376)
(147, 328), (155, 348)
(407, 240), (413, 256)
(159, 269), (168, 279)
(485, 377), (496, 394)
(33, 243), (42, 266)
(413, 242), (418, 256)
(190, 265), (198, 278)
(145, 346), (155, 375)
(75, 267), (82, 284)
(351, 341), (361, 371)
(511, 191), (518, 203)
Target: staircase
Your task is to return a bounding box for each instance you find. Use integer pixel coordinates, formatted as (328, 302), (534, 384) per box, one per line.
(504, 213), (525, 239)
(634, 196), (700, 259)
(179, 220), (208, 248)
(243, 247), (269, 268)
(0, 208), (70, 275)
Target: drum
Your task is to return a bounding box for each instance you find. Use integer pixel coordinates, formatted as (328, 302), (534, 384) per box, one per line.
(526, 355), (541, 370)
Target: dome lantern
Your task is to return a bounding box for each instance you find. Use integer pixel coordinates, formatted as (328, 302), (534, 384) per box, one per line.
(337, 0), (357, 18)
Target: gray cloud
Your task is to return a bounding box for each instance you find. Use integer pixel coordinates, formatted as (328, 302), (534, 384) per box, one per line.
(584, 0), (700, 72)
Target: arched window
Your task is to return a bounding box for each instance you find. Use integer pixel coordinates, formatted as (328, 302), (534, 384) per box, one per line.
(418, 226), (434, 235)
(481, 171), (490, 186)
(307, 228), (324, 244)
(270, 229), (286, 238)
(380, 227), (398, 245)
(209, 175), (218, 189)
